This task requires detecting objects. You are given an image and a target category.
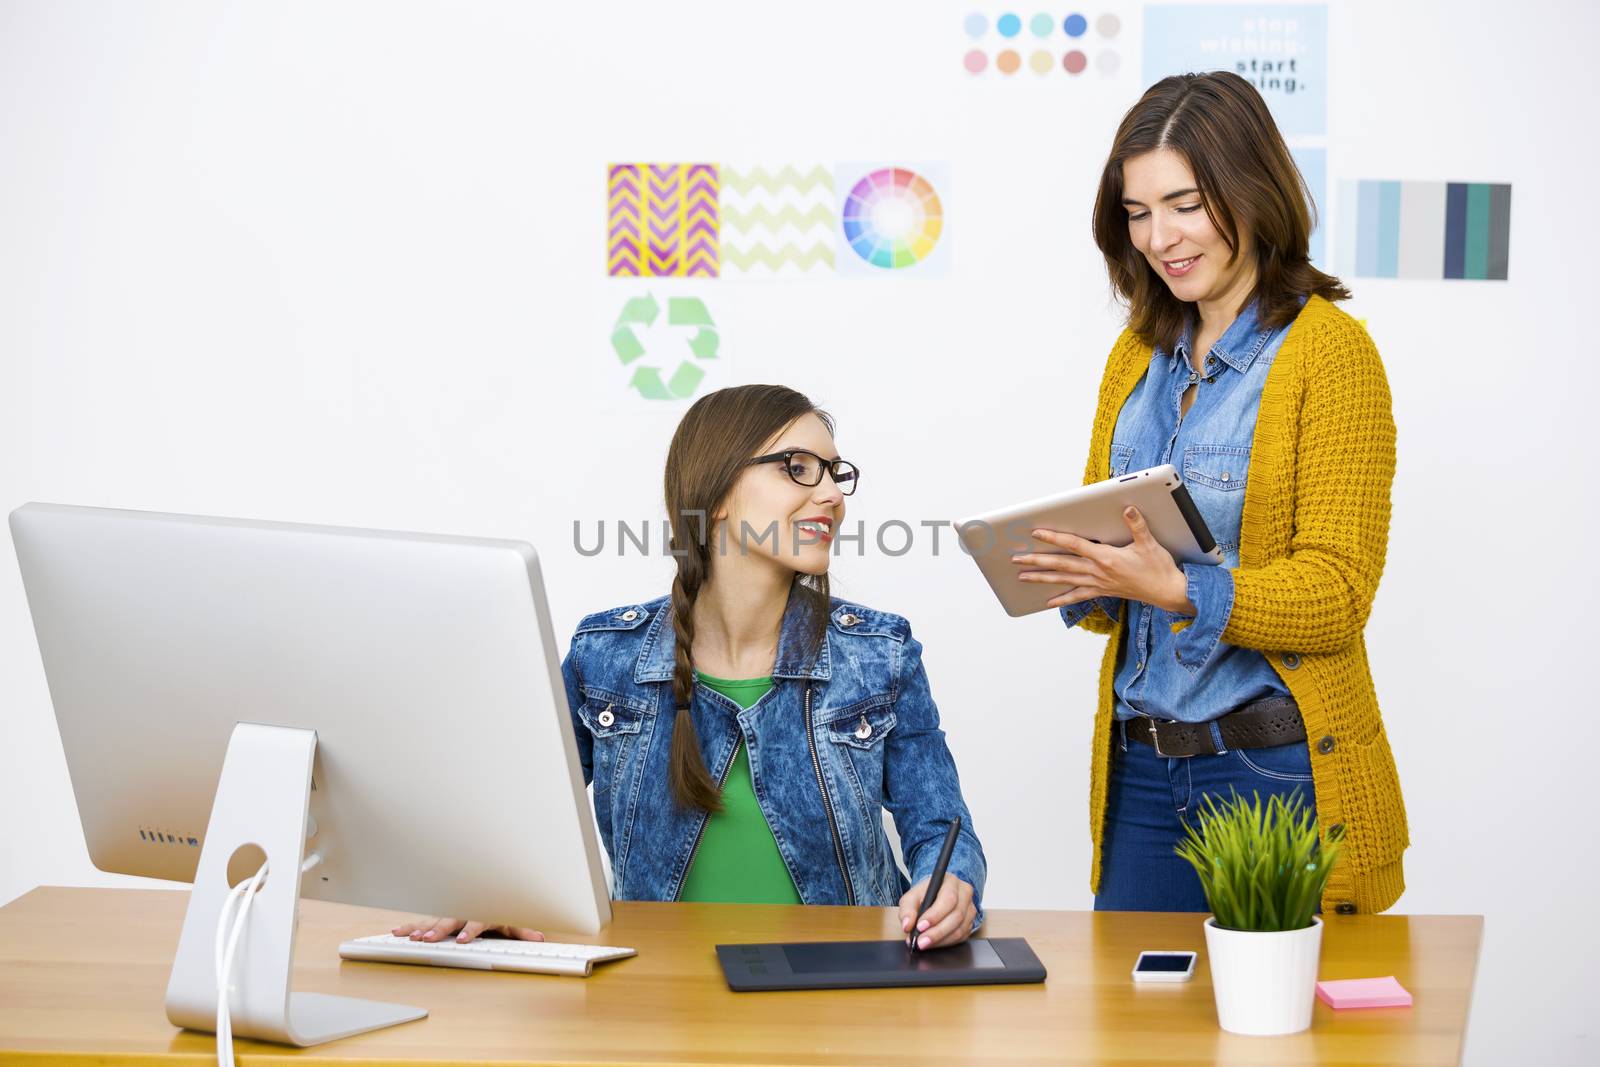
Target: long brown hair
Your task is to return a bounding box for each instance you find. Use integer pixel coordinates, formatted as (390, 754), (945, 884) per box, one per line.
(1092, 70), (1350, 352)
(663, 384), (834, 812)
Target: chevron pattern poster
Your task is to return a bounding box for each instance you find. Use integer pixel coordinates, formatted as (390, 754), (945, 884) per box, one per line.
(720, 164), (836, 278)
(607, 163), (720, 277)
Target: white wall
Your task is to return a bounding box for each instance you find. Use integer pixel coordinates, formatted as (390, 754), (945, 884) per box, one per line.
(1, 2), (1593, 1062)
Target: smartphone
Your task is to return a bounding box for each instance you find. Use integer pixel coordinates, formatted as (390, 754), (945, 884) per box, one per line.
(1132, 950), (1197, 983)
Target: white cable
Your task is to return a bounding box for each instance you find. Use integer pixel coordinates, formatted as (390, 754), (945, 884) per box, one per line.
(218, 862), (268, 1066)
(210, 852), (313, 1066)
(215, 861), (268, 1067)
(212, 879), (248, 1062)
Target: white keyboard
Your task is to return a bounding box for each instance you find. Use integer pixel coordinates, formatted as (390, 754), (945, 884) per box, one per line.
(339, 933), (636, 977)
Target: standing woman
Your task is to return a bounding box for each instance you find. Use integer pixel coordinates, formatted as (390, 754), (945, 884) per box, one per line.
(1013, 71), (1408, 914)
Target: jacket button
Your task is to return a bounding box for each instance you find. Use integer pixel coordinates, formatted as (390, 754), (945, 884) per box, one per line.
(1335, 902), (1357, 915)
(854, 717), (872, 740)
(597, 707), (616, 728)
(1220, 472), (1230, 482)
(1317, 735), (1336, 754)
(839, 613), (859, 627)
(1281, 652), (1301, 669)
(620, 610), (638, 622)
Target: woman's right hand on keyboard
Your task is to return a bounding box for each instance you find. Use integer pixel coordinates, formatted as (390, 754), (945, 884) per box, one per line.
(391, 917), (545, 944)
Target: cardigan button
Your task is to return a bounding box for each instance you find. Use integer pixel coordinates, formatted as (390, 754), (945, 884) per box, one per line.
(1317, 735), (1336, 755)
(1335, 902), (1357, 915)
(1281, 652), (1301, 669)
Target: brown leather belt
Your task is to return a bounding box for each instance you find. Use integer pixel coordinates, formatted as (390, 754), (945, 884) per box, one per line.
(1126, 696), (1305, 757)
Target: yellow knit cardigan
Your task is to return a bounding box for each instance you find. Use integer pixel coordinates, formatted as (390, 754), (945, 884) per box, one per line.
(1075, 294), (1408, 914)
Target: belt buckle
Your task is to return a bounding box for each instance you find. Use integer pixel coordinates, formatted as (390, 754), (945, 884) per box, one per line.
(1148, 719), (1174, 758)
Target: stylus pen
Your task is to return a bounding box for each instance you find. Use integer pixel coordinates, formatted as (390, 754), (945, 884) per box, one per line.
(907, 815), (963, 952)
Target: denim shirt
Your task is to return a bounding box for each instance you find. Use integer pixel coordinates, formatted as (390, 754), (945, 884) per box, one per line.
(560, 591), (987, 918)
(1061, 298), (1301, 723)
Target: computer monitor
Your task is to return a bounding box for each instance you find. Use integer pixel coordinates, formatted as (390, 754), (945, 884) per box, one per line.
(9, 502), (611, 1046)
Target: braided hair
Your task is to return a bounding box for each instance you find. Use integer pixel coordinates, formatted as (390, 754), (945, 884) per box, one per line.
(662, 384), (834, 812)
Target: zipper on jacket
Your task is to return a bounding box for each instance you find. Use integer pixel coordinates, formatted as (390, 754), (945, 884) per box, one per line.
(672, 729), (740, 901)
(804, 683), (856, 906)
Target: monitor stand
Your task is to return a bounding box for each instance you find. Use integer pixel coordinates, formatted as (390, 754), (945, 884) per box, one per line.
(164, 722), (426, 1045)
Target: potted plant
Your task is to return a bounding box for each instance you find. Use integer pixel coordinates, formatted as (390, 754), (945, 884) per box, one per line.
(1175, 790), (1344, 1036)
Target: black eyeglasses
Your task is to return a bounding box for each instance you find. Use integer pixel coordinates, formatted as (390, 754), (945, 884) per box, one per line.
(747, 449), (860, 496)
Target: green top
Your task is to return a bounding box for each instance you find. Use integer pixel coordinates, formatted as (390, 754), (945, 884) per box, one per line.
(677, 671), (803, 904)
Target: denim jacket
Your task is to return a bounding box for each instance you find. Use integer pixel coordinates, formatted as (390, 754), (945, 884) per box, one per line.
(560, 590), (986, 917)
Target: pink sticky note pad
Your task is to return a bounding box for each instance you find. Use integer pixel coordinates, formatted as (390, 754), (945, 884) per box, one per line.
(1316, 976), (1413, 1009)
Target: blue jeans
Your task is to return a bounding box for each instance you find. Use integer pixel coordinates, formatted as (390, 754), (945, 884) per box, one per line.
(1094, 719), (1317, 912)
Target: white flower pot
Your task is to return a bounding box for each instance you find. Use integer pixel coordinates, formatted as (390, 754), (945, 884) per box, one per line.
(1203, 915), (1323, 1036)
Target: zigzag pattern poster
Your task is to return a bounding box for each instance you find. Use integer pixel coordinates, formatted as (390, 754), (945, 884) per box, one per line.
(720, 165), (836, 278)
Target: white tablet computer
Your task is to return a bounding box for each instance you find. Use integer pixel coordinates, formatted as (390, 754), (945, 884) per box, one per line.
(955, 464), (1224, 618)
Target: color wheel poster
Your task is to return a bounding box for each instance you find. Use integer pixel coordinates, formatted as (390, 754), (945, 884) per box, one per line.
(833, 162), (952, 277)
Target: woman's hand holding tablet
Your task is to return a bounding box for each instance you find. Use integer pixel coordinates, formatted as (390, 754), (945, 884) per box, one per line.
(954, 464), (1222, 617)
(1017, 506), (1196, 613)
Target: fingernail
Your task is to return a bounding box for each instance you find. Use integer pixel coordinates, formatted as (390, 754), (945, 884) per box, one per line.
(919, 919), (930, 931)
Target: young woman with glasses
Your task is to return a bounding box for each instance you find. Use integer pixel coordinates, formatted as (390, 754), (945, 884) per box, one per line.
(395, 384), (986, 949)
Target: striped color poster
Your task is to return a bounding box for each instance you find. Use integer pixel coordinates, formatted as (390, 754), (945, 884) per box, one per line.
(1337, 180), (1510, 280)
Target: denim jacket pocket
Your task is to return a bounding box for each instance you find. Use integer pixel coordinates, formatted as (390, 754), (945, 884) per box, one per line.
(576, 694), (646, 738)
(1182, 444), (1250, 555)
(1109, 441), (1136, 478)
(1182, 444), (1251, 492)
(576, 693), (648, 835)
(825, 701), (898, 751)
(820, 697), (896, 814)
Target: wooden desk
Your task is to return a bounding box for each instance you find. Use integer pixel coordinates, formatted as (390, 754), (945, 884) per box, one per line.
(0, 886), (1480, 1065)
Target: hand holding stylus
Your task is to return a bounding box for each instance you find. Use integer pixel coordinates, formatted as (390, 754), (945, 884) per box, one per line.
(897, 817), (975, 952)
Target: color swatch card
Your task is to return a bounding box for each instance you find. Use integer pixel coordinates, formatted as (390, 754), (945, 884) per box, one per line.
(1337, 180), (1511, 280)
